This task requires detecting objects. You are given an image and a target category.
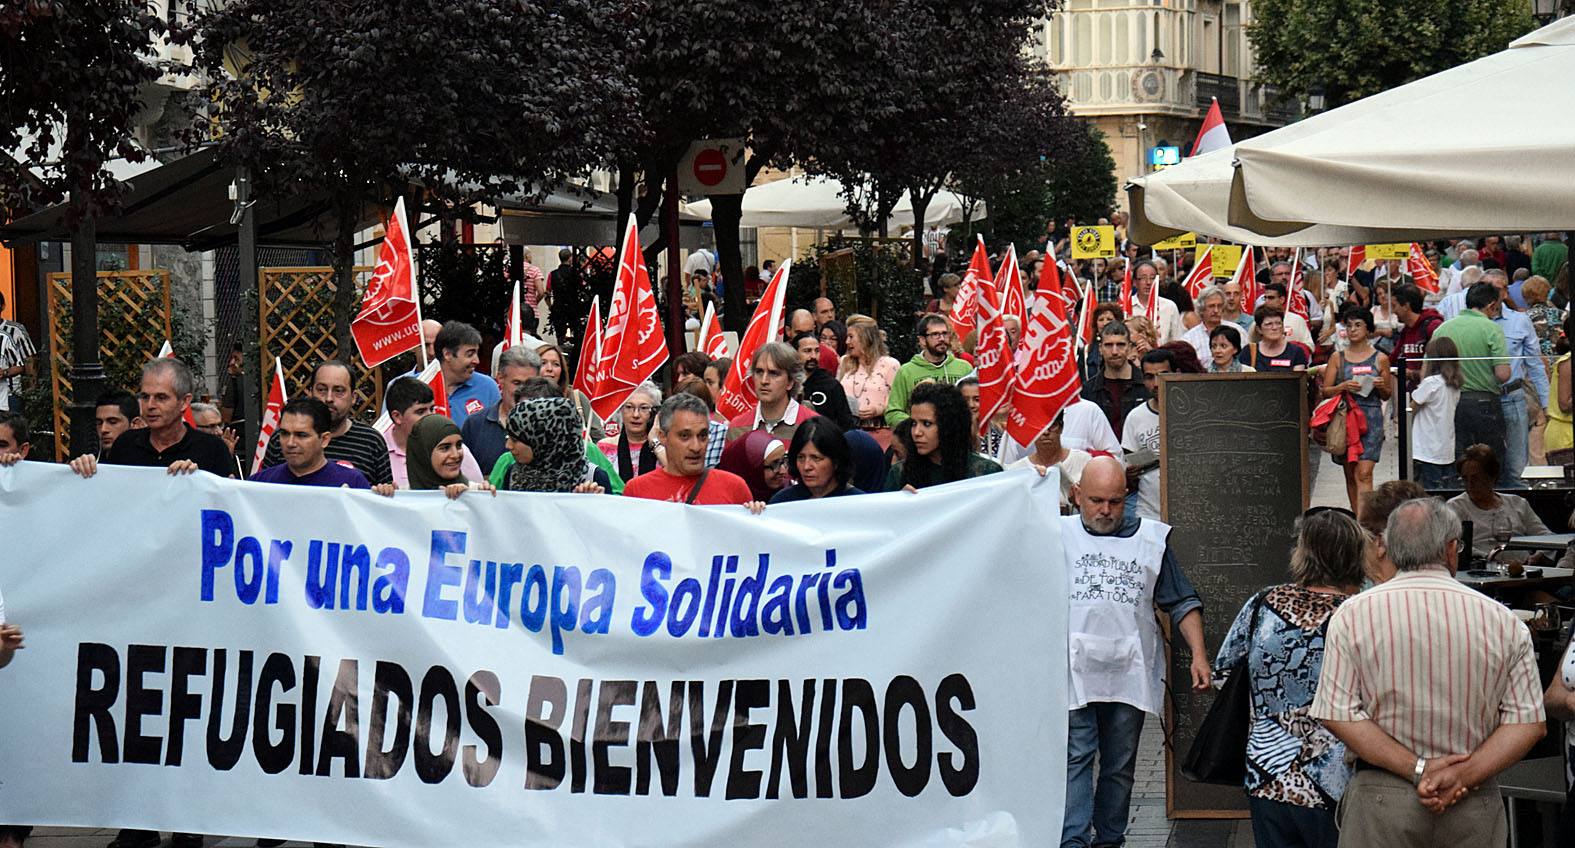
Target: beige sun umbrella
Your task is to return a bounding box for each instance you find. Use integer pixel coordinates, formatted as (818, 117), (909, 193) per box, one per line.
(1125, 146), (1452, 247)
(1227, 16), (1575, 237)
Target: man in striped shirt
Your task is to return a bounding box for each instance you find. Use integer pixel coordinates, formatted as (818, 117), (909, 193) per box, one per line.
(0, 292), (34, 413)
(260, 360), (393, 486)
(1311, 497), (1544, 843)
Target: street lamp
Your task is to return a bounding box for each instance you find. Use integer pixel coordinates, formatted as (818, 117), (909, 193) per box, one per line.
(1531, 0), (1559, 24)
(1151, 47), (1165, 64)
(1307, 84), (1326, 113)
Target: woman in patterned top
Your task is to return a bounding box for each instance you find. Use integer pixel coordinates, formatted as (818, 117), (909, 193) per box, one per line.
(1213, 507), (1368, 848)
(838, 320), (900, 448)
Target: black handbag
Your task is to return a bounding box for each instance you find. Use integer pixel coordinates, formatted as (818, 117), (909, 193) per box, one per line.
(1181, 593), (1264, 785)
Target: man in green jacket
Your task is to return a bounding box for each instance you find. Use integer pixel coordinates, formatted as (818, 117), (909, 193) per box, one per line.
(886, 313), (975, 426)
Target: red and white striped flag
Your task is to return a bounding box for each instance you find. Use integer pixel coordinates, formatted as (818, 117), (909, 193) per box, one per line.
(1118, 260), (1134, 315)
(950, 235), (991, 339)
(716, 260), (791, 421)
(695, 300), (728, 358)
(995, 243), (1028, 336)
(250, 358), (286, 476)
(1190, 97), (1232, 156)
(1143, 264), (1160, 323)
(1232, 247), (1259, 315)
(1181, 245), (1214, 299)
(1075, 279), (1097, 351)
(502, 278), (524, 352)
(156, 340), (199, 426)
(574, 297), (603, 398)
(1408, 243), (1440, 293)
(1286, 248), (1310, 319)
(1346, 245), (1367, 282)
(373, 359), (449, 434)
(973, 276), (1014, 437)
(1007, 240), (1083, 446)
(590, 216), (671, 420)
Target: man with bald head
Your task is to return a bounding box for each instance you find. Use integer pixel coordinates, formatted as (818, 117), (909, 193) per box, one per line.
(1060, 456), (1210, 848)
(813, 297), (837, 329)
(788, 308), (816, 338)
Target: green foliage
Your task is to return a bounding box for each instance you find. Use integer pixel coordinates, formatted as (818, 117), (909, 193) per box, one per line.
(1046, 124), (1118, 225)
(1248, 0), (1535, 108)
(418, 244), (510, 339)
(792, 240), (923, 362)
(946, 121), (1116, 255)
(0, 1), (166, 217)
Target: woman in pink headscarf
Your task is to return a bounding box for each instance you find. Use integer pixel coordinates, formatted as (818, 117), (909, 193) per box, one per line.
(717, 430), (790, 502)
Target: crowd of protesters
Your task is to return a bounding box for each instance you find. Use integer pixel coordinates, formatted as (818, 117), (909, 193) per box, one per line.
(0, 228), (1574, 848)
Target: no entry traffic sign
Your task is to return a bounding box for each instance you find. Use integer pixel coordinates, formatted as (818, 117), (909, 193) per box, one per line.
(678, 139), (745, 195)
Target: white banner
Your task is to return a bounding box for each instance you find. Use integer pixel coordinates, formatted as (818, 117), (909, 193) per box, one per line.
(0, 464), (1068, 847)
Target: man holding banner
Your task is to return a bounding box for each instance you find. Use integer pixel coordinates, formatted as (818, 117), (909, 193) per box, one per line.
(259, 361), (392, 487)
(1062, 457), (1210, 848)
(68, 358), (234, 480)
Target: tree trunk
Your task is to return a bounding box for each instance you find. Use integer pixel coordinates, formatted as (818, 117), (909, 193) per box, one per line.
(67, 198), (104, 459)
(614, 162), (636, 257)
(331, 196), (359, 360)
(711, 153), (769, 335)
(908, 183), (939, 268)
(711, 192), (747, 334)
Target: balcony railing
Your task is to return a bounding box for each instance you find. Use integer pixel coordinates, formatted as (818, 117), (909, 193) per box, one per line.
(1194, 72), (1240, 116)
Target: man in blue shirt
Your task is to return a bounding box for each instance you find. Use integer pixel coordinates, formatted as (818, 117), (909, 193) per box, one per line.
(436, 320), (499, 428)
(251, 398), (370, 489)
(1487, 269), (1547, 488)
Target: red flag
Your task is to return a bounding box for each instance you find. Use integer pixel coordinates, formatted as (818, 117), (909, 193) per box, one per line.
(372, 359), (449, 434)
(250, 359), (287, 476)
(949, 235), (991, 339)
(716, 260), (791, 421)
(1408, 243), (1440, 293)
(1075, 280), (1097, 351)
(502, 278), (523, 352)
(1287, 248), (1310, 319)
(1118, 260), (1133, 315)
(157, 340), (199, 427)
(973, 277), (1014, 437)
(1232, 247), (1259, 314)
(1346, 245), (1366, 282)
(590, 216), (671, 421)
(573, 296), (603, 397)
(1190, 97), (1232, 156)
(351, 197), (423, 368)
(1181, 245), (1214, 299)
(696, 300), (728, 359)
(1008, 241), (1082, 446)
(1143, 264), (1160, 322)
(995, 243), (1028, 336)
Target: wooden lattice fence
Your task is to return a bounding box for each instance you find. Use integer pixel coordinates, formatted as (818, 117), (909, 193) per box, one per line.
(258, 267), (382, 419)
(46, 270), (173, 460)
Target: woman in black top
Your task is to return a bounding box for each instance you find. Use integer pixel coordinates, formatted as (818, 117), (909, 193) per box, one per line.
(770, 417), (866, 502)
(1245, 305), (1310, 372)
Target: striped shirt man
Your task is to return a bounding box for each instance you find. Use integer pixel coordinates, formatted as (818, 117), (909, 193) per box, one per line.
(1311, 566), (1544, 758)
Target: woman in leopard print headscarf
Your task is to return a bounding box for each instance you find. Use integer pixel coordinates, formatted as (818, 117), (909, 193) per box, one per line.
(503, 396), (588, 493)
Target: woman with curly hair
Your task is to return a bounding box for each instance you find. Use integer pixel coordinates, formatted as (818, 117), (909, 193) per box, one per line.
(885, 381), (1002, 491)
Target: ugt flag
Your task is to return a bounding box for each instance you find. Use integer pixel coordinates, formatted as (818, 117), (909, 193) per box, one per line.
(351, 198), (423, 368)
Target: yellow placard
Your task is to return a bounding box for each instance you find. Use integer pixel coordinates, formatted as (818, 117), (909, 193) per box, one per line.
(1070, 225), (1116, 259)
(1204, 244), (1244, 278)
(1365, 243), (1411, 260)
(1152, 232), (1197, 251)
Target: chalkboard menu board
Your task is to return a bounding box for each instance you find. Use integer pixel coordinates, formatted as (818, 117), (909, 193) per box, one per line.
(1159, 373), (1308, 818)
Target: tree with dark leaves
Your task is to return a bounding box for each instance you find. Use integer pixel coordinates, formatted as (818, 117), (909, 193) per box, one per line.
(182, 0), (641, 354)
(0, 1), (166, 219)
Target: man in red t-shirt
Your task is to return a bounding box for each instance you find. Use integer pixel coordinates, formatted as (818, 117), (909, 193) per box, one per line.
(624, 394), (754, 504)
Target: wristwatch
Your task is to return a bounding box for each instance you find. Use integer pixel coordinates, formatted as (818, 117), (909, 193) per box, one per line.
(1412, 756), (1427, 785)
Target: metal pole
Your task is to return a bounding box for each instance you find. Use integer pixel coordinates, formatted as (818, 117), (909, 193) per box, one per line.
(237, 167), (261, 470)
(67, 200), (104, 458)
(664, 169), (685, 358)
(1396, 356), (1409, 481)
